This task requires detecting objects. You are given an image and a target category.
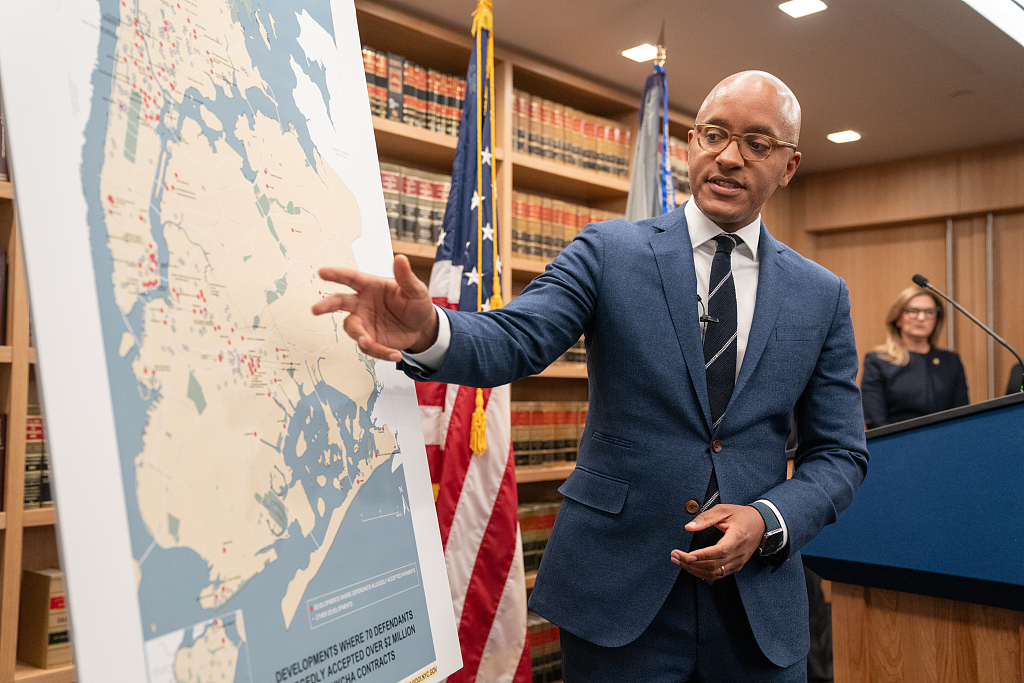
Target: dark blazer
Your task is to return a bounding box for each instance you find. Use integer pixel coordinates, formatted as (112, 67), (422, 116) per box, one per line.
(402, 206), (868, 667)
(861, 349), (969, 429)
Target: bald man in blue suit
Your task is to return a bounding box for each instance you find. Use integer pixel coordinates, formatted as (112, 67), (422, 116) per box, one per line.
(314, 71), (868, 682)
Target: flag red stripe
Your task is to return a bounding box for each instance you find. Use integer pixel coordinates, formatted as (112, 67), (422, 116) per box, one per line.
(424, 444), (443, 485)
(435, 385), (493, 546)
(432, 296), (458, 310)
(415, 381), (446, 407)
(446, 443), (519, 683)
(513, 634), (532, 683)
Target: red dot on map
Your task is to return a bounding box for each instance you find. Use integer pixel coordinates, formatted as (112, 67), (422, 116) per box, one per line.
(109, 210), (113, 215)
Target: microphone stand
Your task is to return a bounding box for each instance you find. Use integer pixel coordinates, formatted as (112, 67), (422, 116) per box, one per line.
(913, 274), (1024, 393)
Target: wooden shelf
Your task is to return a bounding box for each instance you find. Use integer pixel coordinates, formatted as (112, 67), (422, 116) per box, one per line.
(22, 507), (56, 528)
(391, 240), (437, 270)
(0, 509), (54, 532)
(516, 462), (575, 483)
(0, 181), (12, 199)
(533, 363), (587, 379)
(14, 662), (75, 683)
(525, 572), (537, 590)
(510, 152), (630, 202)
(0, 345), (12, 363)
(373, 116), (459, 173)
(511, 258), (547, 277)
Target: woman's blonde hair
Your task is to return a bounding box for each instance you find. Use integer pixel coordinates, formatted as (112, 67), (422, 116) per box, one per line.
(873, 286), (945, 366)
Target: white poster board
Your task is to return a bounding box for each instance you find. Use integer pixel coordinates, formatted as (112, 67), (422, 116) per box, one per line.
(0, 1), (460, 681)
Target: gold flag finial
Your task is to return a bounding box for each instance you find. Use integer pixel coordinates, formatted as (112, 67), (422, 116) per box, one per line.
(655, 20), (667, 67)
(472, 0), (493, 35)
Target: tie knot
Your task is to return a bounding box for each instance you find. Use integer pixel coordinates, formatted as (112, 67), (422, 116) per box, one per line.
(713, 233), (739, 254)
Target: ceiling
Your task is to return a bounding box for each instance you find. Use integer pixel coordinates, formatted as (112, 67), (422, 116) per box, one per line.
(378, 0), (1024, 174)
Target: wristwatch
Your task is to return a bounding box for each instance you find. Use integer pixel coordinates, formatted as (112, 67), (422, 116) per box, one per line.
(749, 501), (785, 556)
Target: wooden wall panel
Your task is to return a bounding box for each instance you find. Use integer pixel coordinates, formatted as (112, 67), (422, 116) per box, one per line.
(832, 582), (1024, 683)
(994, 212), (1024, 395)
(958, 140), (1024, 215)
(796, 157), (959, 232)
(812, 222), (947, 384)
(953, 216), (992, 403)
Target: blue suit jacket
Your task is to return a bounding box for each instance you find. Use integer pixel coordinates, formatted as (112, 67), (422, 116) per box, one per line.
(403, 206), (868, 667)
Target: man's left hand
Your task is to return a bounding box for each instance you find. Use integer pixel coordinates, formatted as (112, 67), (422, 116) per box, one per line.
(670, 504), (766, 581)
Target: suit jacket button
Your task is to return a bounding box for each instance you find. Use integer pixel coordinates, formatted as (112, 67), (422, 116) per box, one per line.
(686, 500), (700, 514)
(712, 439), (723, 453)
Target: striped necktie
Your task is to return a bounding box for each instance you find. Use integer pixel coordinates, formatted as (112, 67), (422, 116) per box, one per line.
(691, 233), (739, 550)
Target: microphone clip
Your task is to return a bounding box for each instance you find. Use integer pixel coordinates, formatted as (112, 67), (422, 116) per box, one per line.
(700, 315), (719, 324)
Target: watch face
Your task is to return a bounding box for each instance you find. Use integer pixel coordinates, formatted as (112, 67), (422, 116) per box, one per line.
(760, 528), (784, 555)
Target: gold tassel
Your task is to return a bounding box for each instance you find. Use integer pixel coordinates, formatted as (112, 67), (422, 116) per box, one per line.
(489, 286), (503, 310)
(470, 388), (487, 454)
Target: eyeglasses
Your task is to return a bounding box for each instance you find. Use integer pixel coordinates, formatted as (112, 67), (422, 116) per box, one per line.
(693, 124), (797, 162)
(903, 307), (938, 318)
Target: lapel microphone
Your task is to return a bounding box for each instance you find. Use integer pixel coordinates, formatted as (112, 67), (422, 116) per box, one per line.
(697, 295), (719, 324)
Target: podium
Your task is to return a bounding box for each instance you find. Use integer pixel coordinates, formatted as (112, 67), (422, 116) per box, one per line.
(802, 392), (1024, 683)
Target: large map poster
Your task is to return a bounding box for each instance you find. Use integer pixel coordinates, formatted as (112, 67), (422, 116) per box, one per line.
(0, 1), (460, 681)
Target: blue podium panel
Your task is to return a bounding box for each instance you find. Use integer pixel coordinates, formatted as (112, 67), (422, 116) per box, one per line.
(802, 393), (1024, 610)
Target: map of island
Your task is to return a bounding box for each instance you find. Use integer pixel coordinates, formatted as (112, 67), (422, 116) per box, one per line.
(79, 0), (437, 679)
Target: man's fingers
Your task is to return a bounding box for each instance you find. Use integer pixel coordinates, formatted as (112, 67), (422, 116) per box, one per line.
(312, 292), (359, 316)
(393, 255), (427, 299)
(319, 265), (370, 291)
(342, 315), (401, 362)
(685, 506), (730, 533)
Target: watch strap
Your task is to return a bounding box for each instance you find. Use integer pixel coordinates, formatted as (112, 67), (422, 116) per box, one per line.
(749, 501), (784, 556)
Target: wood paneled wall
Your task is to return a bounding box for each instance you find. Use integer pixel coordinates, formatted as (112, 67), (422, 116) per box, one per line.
(772, 138), (1024, 402)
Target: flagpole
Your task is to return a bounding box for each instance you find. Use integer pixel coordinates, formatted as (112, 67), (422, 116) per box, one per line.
(470, 0), (495, 454)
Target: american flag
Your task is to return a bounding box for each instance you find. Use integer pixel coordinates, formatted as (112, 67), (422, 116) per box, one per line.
(415, 2), (530, 682)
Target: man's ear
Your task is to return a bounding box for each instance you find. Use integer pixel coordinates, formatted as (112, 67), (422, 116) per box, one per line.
(779, 151), (801, 188)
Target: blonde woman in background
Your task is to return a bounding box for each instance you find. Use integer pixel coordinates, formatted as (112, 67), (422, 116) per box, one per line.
(861, 286), (969, 429)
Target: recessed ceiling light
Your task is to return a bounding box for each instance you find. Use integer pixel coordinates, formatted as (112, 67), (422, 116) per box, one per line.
(621, 44), (659, 62)
(960, 0), (1024, 49)
(827, 130), (861, 144)
(779, 0), (828, 18)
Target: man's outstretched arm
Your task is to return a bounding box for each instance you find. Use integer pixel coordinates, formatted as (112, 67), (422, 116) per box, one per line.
(312, 255), (439, 361)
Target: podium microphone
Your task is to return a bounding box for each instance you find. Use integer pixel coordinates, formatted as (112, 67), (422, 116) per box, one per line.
(912, 274), (1024, 393)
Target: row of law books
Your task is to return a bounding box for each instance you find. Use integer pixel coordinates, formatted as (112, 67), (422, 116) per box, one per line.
(668, 134), (691, 199)
(0, 406), (52, 511)
(25, 405), (53, 509)
(512, 401), (588, 468)
(512, 191), (624, 262)
(512, 89), (631, 178)
(361, 46), (466, 138)
(527, 610), (562, 683)
(519, 501), (561, 574)
(556, 337), (585, 365)
(380, 163), (452, 247)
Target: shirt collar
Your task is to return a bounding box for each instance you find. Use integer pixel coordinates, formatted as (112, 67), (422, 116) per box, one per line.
(684, 199), (760, 261)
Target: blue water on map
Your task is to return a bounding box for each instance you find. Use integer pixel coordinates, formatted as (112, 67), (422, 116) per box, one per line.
(80, 2), (436, 681)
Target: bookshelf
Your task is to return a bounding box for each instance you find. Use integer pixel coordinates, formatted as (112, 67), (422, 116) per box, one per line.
(0, 180), (73, 682)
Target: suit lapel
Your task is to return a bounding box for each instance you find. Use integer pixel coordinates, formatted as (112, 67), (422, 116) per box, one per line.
(650, 210), (712, 431)
(732, 224), (787, 400)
